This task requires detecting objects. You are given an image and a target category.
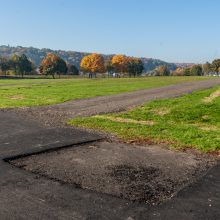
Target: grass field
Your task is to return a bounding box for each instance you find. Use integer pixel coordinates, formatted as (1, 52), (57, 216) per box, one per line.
(0, 78), (58, 85)
(69, 86), (220, 152)
(0, 76), (211, 108)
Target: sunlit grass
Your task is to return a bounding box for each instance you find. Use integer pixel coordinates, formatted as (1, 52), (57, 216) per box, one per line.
(69, 86), (220, 152)
(0, 76), (209, 108)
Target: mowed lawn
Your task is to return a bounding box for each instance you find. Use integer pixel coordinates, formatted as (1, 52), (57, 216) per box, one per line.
(69, 86), (220, 152)
(0, 76), (211, 108)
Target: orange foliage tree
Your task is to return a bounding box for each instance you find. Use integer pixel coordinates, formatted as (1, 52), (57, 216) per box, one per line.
(80, 53), (105, 78)
(39, 53), (67, 78)
(172, 67), (185, 76)
(155, 65), (170, 76)
(111, 55), (129, 75)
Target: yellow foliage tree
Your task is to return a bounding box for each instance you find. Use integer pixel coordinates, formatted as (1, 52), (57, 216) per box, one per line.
(111, 55), (129, 74)
(80, 53), (105, 78)
(172, 67), (185, 76)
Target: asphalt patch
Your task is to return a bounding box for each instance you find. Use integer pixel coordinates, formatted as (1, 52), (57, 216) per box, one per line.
(107, 165), (163, 203)
(9, 141), (214, 205)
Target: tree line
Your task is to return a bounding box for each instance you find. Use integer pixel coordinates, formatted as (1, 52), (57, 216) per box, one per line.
(0, 54), (33, 78)
(172, 60), (220, 76)
(80, 54), (144, 78)
(0, 53), (144, 78)
(0, 53), (79, 78)
(1, 52), (220, 78)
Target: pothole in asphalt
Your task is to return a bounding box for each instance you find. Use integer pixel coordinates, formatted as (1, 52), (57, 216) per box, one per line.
(8, 141), (215, 205)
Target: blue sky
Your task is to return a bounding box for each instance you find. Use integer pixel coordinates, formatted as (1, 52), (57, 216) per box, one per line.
(0, 0), (219, 63)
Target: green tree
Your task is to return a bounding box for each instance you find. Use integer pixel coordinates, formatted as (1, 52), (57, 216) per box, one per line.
(105, 57), (114, 77)
(190, 65), (203, 76)
(211, 59), (220, 72)
(184, 68), (191, 76)
(203, 62), (211, 75)
(67, 64), (79, 75)
(18, 54), (34, 78)
(127, 57), (144, 77)
(0, 57), (10, 76)
(10, 54), (33, 78)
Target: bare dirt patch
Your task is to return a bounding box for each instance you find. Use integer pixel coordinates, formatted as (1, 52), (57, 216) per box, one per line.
(10, 141), (215, 205)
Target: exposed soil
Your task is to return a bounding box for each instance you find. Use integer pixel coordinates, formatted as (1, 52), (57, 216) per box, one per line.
(2, 78), (220, 128)
(10, 141), (216, 205)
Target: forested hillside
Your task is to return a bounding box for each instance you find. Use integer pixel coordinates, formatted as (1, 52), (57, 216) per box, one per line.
(0, 45), (177, 71)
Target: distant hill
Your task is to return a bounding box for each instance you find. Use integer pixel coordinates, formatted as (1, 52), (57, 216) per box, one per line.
(0, 45), (177, 72)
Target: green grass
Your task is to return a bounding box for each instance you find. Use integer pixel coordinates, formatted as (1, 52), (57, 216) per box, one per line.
(0, 76), (211, 108)
(0, 78), (70, 85)
(69, 86), (220, 152)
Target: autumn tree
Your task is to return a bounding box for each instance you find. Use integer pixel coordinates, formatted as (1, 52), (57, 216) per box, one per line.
(172, 67), (185, 76)
(111, 55), (129, 75)
(127, 57), (144, 77)
(39, 53), (67, 78)
(154, 65), (170, 76)
(80, 53), (105, 78)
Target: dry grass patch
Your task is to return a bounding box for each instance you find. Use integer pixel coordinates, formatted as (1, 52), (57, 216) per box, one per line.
(197, 124), (219, 132)
(151, 107), (170, 116)
(9, 95), (25, 100)
(203, 88), (220, 103)
(95, 115), (155, 126)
